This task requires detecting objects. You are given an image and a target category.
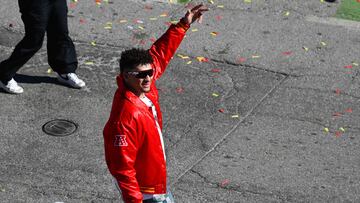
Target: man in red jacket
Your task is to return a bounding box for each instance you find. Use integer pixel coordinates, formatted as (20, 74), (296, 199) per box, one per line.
(103, 4), (208, 203)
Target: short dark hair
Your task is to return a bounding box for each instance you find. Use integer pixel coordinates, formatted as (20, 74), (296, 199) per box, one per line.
(119, 48), (153, 73)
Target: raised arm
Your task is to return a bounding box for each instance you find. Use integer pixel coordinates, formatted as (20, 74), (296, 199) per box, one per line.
(149, 4), (209, 80)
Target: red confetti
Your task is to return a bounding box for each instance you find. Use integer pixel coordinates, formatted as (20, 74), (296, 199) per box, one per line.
(282, 51), (293, 56)
(344, 65), (353, 69)
(79, 18), (86, 24)
(237, 57), (247, 63)
(176, 87), (184, 93)
(149, 37), (156, 43)
(335, 88), (341, 95)
(69, 2), (77, 9)
(345, 108), (353, 113)
(220, 179), (230, 187)
(218, 108), (225, 113)
(211, 68), (221, 73)
(215, 15), (223, 21)
(335, 131), (342, 137)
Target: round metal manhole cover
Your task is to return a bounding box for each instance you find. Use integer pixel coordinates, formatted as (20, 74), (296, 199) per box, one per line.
(42, 119), (78, 136)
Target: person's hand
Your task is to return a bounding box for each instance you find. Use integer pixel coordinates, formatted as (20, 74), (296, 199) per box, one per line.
(182, 4), (209, 25)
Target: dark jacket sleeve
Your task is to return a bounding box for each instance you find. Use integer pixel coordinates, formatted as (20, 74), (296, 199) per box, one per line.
(149, 20), (190, 80)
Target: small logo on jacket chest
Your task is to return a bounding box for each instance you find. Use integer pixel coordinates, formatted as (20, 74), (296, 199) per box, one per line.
(114, 135), (128, 146)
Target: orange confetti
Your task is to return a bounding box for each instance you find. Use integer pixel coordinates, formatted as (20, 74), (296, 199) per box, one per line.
(345, 108), (353, 113)
(210, 32), (218, 36)
(196, 57), (209, 62)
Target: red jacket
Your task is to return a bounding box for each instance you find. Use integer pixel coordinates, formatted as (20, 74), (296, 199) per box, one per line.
(103, 21), (189, 203)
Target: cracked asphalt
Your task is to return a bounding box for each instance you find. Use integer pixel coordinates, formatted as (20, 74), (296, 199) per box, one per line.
(0, 0), (360, 202)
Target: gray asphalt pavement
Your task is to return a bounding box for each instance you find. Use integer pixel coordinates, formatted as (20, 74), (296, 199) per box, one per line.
(0, 0), (359, 202)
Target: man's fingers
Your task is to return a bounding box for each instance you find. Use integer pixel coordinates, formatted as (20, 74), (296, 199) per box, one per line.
(190, 4), (204, 12)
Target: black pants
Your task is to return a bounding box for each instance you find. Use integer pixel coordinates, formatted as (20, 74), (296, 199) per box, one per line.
(0, 0), (77, 83)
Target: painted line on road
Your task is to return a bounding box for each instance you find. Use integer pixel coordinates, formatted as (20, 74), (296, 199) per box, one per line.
(171, 75), (289, 187)
(306, 15), (360, 31)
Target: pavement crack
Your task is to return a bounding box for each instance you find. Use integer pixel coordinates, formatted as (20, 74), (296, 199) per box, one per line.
(171, 75), (289, 187)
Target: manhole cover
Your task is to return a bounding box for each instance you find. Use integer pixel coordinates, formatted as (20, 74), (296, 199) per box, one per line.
(42, 119), (78, 136)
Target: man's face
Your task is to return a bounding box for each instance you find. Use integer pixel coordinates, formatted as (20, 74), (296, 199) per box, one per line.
(123, 64), (154, 97)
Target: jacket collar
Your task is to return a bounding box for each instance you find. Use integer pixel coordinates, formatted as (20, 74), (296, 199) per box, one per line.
(116, 74), (150, 112)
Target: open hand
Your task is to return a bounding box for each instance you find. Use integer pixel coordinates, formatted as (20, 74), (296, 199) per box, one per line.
(183, 4), (209, 25)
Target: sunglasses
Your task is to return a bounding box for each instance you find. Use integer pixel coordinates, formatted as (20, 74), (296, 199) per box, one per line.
(126, 69), (154, 79)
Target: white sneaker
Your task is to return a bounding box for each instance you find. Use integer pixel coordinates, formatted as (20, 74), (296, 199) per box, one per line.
(57, 73), (86, 89)
(0, 78), (24, 94)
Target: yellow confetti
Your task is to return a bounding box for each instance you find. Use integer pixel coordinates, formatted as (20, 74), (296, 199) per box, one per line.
(72, 0), (78, 2)
(284, 11), (290, 16)
(352, 62), (359, 66)
(186, 61), (192, 64)
(149, 17), (158, 21)
(212, 93), (219, 97)
(196, 56), (208, 62)
(210, 32), (218, 36)
(104, 22), (112, 29)
(320, 41), (327, 46)
(302, 46), (309, 51)
(138, 26), (144, 30)
(231, 115), (239, 118)
(244, 0), (251, 3)
(85, 61), (94, 65)
(90, 41), (96, 46)
(339, 127), (345, 132)
(119, 19), (127, 23)
(251, 55), (261, 59)
(171, 20), (179, 24)
(320, 0), (324, 2)
(47, 68), (52, 74)
(217, 5), (224, 8)
(323, 127), (329, 133)
(159, 13), (168, 17)
(177, 54), (190, 59)
(0, 188), (5, 192)
(191, 28), (198, 32)
(103, 0), (108, 3)
(208, 0), (214, 4)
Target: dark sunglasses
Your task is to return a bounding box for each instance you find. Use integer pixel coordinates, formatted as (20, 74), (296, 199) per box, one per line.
(127, 69), (154, 79)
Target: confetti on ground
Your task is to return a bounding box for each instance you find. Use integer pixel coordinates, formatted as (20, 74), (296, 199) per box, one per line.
(149, 17), (158, 21)
(218, 108), (225, 113)
(104, 22), (112, 29)
(345, 108), (353, 113)
(339, 127), (346, 133)
(335, 88), (341, 95)
(344, 65), (353, 69)
(251, 55), (261, 59)
(47, 69), (52, 74)
(159, 12), (168, 17)
(231, 115), (239, 118)
(212, 93), (219, 97)
(191, 28), (198, 32)
(210, 32), (218, 36)
(196, 56), (209, 62)
(237, 57), (247, 63)
(177, 54), (190, 59)
(134, 19), (144, 24)
(217, 5), (224, 8)
(282, 51), (293, 56)
(138, 26), (144, 30)
(284, 11), (290, 16)
(85, 61), (94, 65)
(79, 18), (86, 24)
(211, 68), (221, 73)
(220, 179), (230, 187)
(244, 0), (252, 3)
(352, 62), (359, 66)
(302, 46), (309, 51)
(323, 127), (329, 133)
(215, 15), (223, 21)
(320, 41), (327, 46)
(91, 41), (96, 46)
(119, 19), (127, 23)
(208, 0), (214, 4)
(186, 61), (192, 64)
(176, 87), (184, 93)
(332, 112), (342, 117)
(335, 131), (342, 137)
(95, 0), (101, 5)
